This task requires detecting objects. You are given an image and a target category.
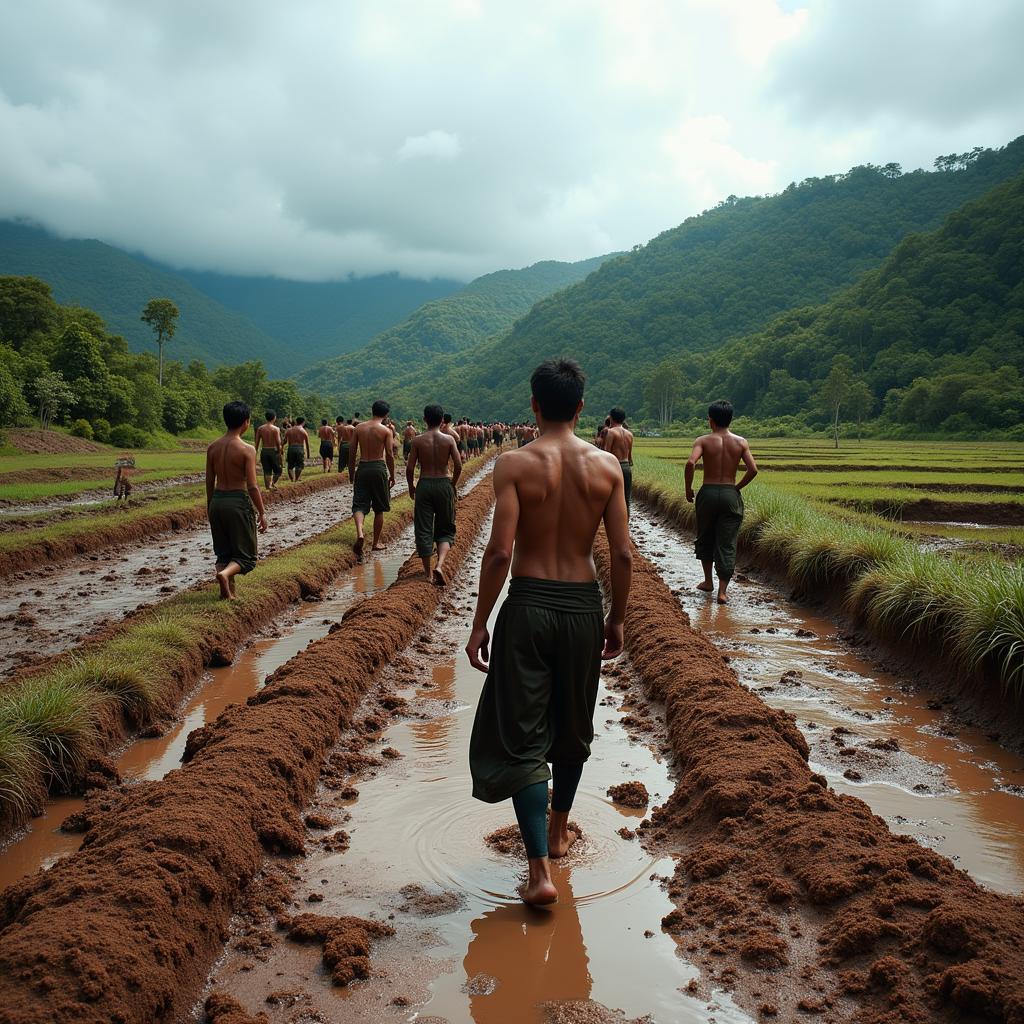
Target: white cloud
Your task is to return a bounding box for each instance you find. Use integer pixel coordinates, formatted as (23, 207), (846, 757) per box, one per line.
(397, 130), (462, 162)
(0, 0), (1018, 282)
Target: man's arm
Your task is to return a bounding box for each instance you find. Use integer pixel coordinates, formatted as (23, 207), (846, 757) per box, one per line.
(244, 448), (268, 532)
(466, 456), (518, 672)
(405, 441), (418, 497)
(349, 430), (359, 478)
(736, 440), (758, 491)
(205, 447), (215, 505)
(450, 437), (463, 489)
(303, 430), (310, 458)
(385, 428), (396, 486)
(601, 465), (632, 659)
(684, 439), (703, 503)
(253, 428), (262, 455)
(627, 430), (634, 465)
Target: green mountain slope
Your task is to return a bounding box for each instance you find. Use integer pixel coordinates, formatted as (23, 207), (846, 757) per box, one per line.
(698, 170), (1024, 432)
(0, 221), (285, 371)
(174, 269), (461, 368)
(296, 256), (611, 399)
(375, 137), (1024, 420)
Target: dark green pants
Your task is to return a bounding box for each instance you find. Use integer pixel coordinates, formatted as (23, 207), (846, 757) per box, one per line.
(352, 460), (391, 514)
(287, 444), (305, 472)
(469, 577), (604, 803)
(208, 490), (257, 574)
(695, 484), (744, 580)
(338, 443), (350, 472)
(260, 448), (282, 480)
(620, 461), (633, 515)
(414, 476), (456, 558)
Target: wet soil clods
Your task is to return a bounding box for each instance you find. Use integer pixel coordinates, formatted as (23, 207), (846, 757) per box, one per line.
(607, 781), (650, 808)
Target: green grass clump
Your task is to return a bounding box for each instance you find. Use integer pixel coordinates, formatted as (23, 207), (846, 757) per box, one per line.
(0, 721), (46, 819)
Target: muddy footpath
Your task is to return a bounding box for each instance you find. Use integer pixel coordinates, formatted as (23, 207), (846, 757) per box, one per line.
(0, 473), (498, 1024)
(0, 475), (354, 678)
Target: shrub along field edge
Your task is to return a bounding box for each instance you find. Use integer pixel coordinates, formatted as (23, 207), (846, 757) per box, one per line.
(632, 455), (1024, 702)
(0, 470), (347, 577)
(0, 471), (498, 1024)
(0, 453), (493, 836)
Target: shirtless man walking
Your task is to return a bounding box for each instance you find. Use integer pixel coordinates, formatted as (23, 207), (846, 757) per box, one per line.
(337, 418), (355, 477)
(350, 400), (396, 561)
(406, 404), (463, 586)
(402, 420), (417, 462)
(685, 399), (758, 605)
(317, 419), (336, 473)
(205, 401), (268, 600)
(467, 359), (632, 906)
(284, 417), (310, 482)
(599, 407), (634, 516)
(253, 410), (283, 490)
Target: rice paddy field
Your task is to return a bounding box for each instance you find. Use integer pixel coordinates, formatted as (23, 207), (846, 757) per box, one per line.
(635, 437), (1024, 550)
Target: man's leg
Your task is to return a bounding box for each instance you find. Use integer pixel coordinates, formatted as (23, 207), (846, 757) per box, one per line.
(694, 489), (716, 594)
(353, 510), (366, 560)
(215, 560), (242, 600)
(433, 540), (450, 585)
(371, 511), (386, 550)
(549, 761), (584, 857)
(512, 780), (557, 906)
(714, 497), (744, 604)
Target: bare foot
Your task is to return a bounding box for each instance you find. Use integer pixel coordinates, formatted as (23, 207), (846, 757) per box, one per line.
(717, 594), (729, 605)
(215, 571), (232, 600)
(519, 878), (558, 906)
(353, 536), (364, 562)
(696, 581), (714, 593)
(372, 544), (386, 551)
(432, 567), (447, 587)
(548, 827), (578, 859)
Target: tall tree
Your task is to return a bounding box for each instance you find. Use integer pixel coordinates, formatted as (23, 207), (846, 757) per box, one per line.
(646, 359), (683, 426)
(819, 354), (855, 448)
(32, 371), (75, 430)
(140, 298), (179, 387)
(847, 378), (874, 441)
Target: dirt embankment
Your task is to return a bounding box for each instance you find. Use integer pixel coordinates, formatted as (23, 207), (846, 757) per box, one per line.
(1, 430), (106, 455)
(878, 498), (1024, 525)
(594, 533), (1024, 1023)
(0, 473), (346, 578)
(0, 475), (496, 1024)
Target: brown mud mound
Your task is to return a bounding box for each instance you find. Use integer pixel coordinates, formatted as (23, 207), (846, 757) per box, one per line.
(285, 912), (394, 986)
(542, 1000), (650, 1023)
(0, 471), (347, 578)
(204, 992), (270, 1023)
(397, 882), (467, 917)
(3, 429), (105, 454)
(0, 473), (496, 1023)
(484, 821), (587, 858)
(593, 532), (1024, 1023)
(607, 781), (649, 808)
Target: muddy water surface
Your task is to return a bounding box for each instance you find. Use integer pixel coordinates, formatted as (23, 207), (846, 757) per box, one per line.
(0, 479), (354, 677)
(207, 520), (754, 1024)
(630, 510), (1024, 896)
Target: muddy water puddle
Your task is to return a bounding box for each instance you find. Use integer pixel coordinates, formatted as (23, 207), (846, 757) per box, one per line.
(0, 479), (355, 678)
(630, 510), (1024, 895)
(0, 532), (409, 891)
(206, 519), (754, 1024)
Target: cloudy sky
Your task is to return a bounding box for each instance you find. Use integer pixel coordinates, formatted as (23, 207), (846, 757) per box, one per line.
(1, 0), (1021, 282)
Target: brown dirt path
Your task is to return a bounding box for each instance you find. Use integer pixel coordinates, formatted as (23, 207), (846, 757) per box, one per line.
(593, 531), (1024, 1023)
(0, 474), (496, 1024)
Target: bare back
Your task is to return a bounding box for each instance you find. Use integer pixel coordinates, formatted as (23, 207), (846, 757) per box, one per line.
(411, 429), (458, 477)
(255, 423), (281, 451)
(354, 419), (392, 461)
(603, 424), (633, 463)
(694, 430), (752, 484)
(498, 433), (624, 581)
(283, 425), (307, 447)
(207, 434), (256, 492)
(339, 423), (355, 444)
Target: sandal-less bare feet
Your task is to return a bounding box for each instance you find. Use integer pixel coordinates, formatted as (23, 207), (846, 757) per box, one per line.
(717, 595), (729, 605)
(519, 878), (558, 906)
(432, 567), (447, 587)
(353, 537), (364, 562)
(548, 827), (578, 859)
(696, 581), (714, 593)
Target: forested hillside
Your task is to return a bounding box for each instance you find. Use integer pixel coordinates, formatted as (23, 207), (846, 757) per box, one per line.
(0, 222), (285, 371)
(371, 137), (1024, 421)
(297, 256), (610, 398)
(695, 170), (1024, 435)
(174, 268), (461, 368)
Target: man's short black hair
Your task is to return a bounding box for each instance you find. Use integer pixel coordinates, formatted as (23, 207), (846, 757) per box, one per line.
(423, 403), (444, 427)
(336, 416), (344, 423)
(372, 400), (389, 418)
(346, 418), (353, 425)
(224, 401), (250, 430)
(530, 358), (585, 422)
(708, 399), (734, 427)
(610, 407), (626, 424)
(265, 410), (276, 421)
(321, 418), (328, 426)
(443, 412), (453, 423)
(295, 416), (305, 425)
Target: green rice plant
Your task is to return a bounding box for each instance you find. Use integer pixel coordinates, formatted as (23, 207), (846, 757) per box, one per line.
(0, 720), (46, 819)
(0, 677), (107, 792)
(59, 650), (162, 711)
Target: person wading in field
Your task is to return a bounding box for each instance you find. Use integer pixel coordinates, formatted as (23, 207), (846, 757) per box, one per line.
(402, 420), (417, 462)
(337, 418), (355, 477)
(350, 400), (396, 561)
(467, 358), (632, 907)
(317, 418), (335, 473)
(685, 399), (758, 605)
(284, 417), (310, 481)
(598, 406), (634, 516)
(254, 410), (283, 490)
(407, 403), (463, 586)
(206, 401), (268, 600)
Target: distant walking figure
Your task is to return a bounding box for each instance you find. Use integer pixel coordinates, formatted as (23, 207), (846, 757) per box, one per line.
(467, 359), (632, 907)
(597, 406), (634, 516)
(685, 400), (758, 605)
(350, 400), (396, 561)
